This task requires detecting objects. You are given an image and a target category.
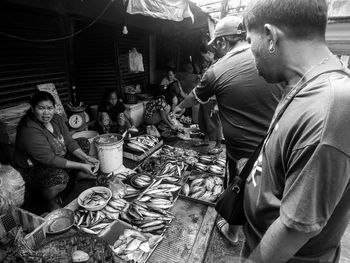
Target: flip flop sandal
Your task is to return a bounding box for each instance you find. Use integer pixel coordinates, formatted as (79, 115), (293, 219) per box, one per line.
(193, 141), (210, 147)
(208, 148), (223, 155)
(216, 219), (239, 246)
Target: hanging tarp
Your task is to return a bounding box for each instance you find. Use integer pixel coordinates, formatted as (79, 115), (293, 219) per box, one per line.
(127, 0), (194, 23)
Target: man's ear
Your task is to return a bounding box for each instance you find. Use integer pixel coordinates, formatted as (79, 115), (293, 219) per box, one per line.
(264, 24), (283, 47)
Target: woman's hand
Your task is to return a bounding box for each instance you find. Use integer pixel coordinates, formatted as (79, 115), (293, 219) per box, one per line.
(80, 163), (96, 175)
(84, 156), (100, 174)
(85, 155), (99, 165)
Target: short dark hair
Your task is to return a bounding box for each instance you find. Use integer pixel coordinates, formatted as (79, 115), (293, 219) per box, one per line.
(102, 88), (117, 104)
(30, 91), (55, 108)
(17, 91), (56, 131)
(243, 0), (328, 40)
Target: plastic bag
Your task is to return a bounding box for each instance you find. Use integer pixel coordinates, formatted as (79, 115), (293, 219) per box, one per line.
(0, 165), (25, 213)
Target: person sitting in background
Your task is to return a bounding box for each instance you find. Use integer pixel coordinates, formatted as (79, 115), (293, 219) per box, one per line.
(160, 69), (187, 101)
(14, 91), (99, 212)
(144, 88), (178, 131)
(97, 88), (136, 134)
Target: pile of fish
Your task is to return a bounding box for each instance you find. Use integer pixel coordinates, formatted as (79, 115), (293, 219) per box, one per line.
(156, 161), (186, 183)
(182, 173), (224, 203)
(75, 198), (128, 235)
(119, 179), (180, 234)
(193, 156), (226, 176)
(130, 173), (153, 188)
(120, 201), (174, 235)
(156, 145), (198, 164)
(135, 156), (163, 174)
(126, 135), (159, 153)
(111, 229), (162, 263)
(124, 184), (141, 199)
(139, 179), (181, 209)
(79, 188), (111, 209)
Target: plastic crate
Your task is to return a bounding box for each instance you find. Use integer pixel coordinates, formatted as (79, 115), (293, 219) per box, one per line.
(0, 207), (46, 250)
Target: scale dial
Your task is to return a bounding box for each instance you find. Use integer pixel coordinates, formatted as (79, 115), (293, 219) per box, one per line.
(68, 114), (84, 129)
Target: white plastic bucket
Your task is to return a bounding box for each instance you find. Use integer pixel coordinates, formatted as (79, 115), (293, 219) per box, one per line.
(94, 133), (123, 173)
(72, 130), (99, 157)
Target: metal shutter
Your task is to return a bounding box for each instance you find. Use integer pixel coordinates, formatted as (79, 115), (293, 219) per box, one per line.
(0, 3), (71, 109)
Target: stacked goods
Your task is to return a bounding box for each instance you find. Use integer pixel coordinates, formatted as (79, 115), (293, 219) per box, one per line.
(125, 135), (159, 153)
(120, 201), (174, 235)
(110, 229), (162, 262)
(182, 173), (224, 204)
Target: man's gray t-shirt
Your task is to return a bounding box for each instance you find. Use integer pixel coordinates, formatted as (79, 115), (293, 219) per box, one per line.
(244, 70), (350, 262)
(194, 47), (283, 161)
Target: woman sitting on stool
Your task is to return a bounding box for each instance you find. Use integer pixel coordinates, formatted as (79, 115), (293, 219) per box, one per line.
(14, 91), (99, 212)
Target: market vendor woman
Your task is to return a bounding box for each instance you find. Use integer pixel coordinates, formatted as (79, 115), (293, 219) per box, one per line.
(14, 91), (99, 211)
(144, 89), (178, 130)
(97, 88), (136, 134)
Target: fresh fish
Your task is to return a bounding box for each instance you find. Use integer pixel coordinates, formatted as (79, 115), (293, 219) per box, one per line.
(182, 184), (190, 196)
(191, 189), (205, 199)
(125, 238), (143, 251)
(141, 224), (165, 233)
(139, 241), (151, 253)
(205, 177), (215, 191)
(127, 142), (146, 153)
(139, 220), (164, 228)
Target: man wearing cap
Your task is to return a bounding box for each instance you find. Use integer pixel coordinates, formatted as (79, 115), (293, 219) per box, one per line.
(174, 16), (283, 245)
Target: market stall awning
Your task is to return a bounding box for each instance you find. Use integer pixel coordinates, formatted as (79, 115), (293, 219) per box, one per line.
(190, 0), (248, 21)
(126, 0), (194, 23)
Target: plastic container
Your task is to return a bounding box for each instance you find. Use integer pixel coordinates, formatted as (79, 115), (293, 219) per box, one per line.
(0, 207), (46, 250)
(77, 186), (112, 211)
(72, 130), (99, 157)
(124, 93), (138, 104)
(94, 133), (123, 173)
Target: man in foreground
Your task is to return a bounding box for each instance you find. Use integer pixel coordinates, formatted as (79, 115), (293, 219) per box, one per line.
(174, 16), (283, 245)
(242, 0), (350, 262)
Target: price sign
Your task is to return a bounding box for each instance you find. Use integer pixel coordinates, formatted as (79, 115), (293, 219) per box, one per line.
(141, 139), (153, 147)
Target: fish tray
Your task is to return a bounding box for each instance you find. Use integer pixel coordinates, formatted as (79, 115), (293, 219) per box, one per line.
(123, 140), (163, 162)
(99, 219), (163, 263)
(155, 160), (189, 185)
(179, 170), (225, 207)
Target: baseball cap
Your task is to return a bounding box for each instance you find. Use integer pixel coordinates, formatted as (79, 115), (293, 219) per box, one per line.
(208, 16), (246, 45)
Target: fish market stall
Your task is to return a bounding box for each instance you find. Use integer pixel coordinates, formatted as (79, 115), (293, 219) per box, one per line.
(61, 138), (225, 263)
(0, 136), (225, 263)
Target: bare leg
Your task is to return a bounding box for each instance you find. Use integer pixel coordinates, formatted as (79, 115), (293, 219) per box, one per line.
(41, 183), (66, 211)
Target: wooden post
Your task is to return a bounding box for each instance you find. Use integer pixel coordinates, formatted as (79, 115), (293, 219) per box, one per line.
(221, 0), (230, 18)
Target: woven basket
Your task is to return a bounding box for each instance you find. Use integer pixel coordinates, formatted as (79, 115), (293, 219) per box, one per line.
(125, 93), (138, 104)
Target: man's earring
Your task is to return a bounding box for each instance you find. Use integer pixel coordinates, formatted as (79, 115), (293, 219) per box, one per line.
(268, 40), (275, 54)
